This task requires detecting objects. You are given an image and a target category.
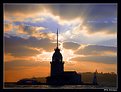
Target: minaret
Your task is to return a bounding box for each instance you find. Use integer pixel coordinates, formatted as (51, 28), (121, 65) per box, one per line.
(93, 69), (98, 85)
(50, 29), (64, 76)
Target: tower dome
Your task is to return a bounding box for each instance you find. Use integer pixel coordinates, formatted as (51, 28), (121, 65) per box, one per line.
(52, 47), (62, 62)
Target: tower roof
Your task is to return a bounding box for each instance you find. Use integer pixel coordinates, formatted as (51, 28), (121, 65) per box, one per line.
(52, 29), (63, 62)
(55, 28), (59, 50)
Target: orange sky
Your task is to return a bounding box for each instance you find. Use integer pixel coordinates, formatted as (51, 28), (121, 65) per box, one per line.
(4, 59), (117, 82)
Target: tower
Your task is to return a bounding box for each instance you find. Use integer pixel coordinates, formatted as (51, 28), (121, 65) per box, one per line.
(50, 29), (64, 76)
(93, 69), (98, 85)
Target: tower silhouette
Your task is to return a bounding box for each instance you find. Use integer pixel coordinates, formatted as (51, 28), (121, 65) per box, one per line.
(46, 29), (82, 85)
(93, 69), (98, 85)
(50, 29), (64, 76)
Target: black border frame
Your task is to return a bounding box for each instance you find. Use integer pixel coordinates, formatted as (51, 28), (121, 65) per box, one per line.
(1, 0), (119, 92)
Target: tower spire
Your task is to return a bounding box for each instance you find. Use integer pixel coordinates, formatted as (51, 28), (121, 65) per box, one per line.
(57, 29), (58, 48)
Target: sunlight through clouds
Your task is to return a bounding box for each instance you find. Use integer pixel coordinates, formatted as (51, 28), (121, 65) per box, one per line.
(4, 4), (117, 82)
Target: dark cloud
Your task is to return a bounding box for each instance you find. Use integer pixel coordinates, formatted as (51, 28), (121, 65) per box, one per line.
(7, 46), (40, 57)
(84, 21), (117, 34)
(49, 4), (117, 23)
(4, 4), (44, 15)
(82, 4), (117, 34)
(4, 4), (89, 20)
(47, 4), (90, 20)
(96, 39), (117, 47)
(4, 36), (40, 56)
(5, 60), (49, 70)
(25, 37), (56, 51)
(49, 4), (117, 34)
(71, 55), (117, 64)
(86, 5), (117, 19)
(4, 4), (117, 35)
(4, 35), (56, 57)
(63, 42), (80, 50)
(4, 4), (117, 21)
(75, 45), (117, 55)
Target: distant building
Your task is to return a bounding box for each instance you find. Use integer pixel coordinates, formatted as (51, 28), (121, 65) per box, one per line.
(16, 78), (39, 85)
(46, 29), (82, 85)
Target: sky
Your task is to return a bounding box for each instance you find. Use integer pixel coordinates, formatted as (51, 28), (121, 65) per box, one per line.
(4, 3), (117, 82)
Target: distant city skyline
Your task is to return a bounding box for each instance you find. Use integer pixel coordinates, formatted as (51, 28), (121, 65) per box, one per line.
(4, 3), (117, 82)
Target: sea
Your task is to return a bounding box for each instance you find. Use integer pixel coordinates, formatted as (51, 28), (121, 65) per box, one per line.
(4, 84), (117, 90)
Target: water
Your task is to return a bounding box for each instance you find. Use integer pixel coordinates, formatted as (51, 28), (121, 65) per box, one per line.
(4, 84), (117, 89)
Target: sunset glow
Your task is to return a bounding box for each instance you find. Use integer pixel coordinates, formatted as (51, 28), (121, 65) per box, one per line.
(4, 3), (117, 82)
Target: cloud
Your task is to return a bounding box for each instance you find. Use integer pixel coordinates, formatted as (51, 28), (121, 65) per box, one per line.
(96, 39), (117, 47)
(4, 36), (57, 57)
(4, 4), (117, 47)
(82, 4), (117, 35)
(47, 4), (117, 36)
(4, 36), (40, 57)
(63, 42), (80, 50)
(45, 4), (117, 21)
(70, 55), (117, 64)
(45, 4), (89, 20)
(4, 4), (87, 21)
(5, 60), (49, 70)
(17, 24), (50, 39)
(4, 53), (35, 62)
(4, 4), (45, 17)
(4, 23), (13, 32)
(74, 45), (117, 55)
(59, 21), (117, 46)
(4, 21), (57, 40)
(70, 45), (117, 64)
(85, 21), (117, 34)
